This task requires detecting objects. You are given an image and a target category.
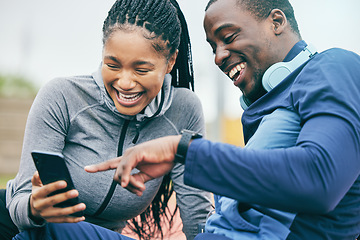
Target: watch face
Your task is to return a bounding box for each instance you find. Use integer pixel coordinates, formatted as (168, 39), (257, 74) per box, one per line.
(181, 129), (193, 134)
(181, 129), (202, 139)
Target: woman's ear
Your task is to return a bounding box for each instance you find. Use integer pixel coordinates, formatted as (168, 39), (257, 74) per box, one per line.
(166, 49), (179, 74)
(269, 9), (287, 35)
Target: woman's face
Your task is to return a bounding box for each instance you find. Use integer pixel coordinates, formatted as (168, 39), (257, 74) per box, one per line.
(102, 28), (177, 116)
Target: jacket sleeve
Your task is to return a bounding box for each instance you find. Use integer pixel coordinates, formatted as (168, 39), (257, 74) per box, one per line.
(184, 115), (360, 213)
(184, 49), (360, 214)
(6, 78), (69, 230)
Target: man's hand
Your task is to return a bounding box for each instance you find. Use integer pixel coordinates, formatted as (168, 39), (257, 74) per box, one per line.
(85, 135), (181, 196)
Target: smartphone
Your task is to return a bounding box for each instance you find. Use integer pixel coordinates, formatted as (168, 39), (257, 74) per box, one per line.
(31, 150), (83, 217)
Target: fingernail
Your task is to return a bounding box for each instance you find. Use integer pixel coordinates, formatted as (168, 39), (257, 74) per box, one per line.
(69, 190), (78, 197)
(58, 181), (66, 187)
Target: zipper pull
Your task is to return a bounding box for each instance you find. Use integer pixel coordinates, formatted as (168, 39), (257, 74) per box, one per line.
(132, 123), (141, 144)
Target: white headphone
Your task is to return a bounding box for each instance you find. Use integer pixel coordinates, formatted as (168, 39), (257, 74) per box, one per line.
(240, 44), (317, 110)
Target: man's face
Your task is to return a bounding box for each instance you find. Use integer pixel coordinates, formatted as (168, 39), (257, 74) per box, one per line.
(204, 0), (279, 102)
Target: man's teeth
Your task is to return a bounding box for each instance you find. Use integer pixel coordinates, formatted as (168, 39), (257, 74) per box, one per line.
(118, 92), (142, 102)
(229, 63), (246, 79)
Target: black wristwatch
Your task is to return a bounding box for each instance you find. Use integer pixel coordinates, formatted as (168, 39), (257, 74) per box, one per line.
(174, 129), (202, 164)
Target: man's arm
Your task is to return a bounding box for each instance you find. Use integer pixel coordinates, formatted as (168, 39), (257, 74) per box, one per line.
(184, 115), (360, 214)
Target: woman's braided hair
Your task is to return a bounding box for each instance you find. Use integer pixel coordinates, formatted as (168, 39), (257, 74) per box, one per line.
(102, 1), (194, 239)
(103, 0), (194, 90)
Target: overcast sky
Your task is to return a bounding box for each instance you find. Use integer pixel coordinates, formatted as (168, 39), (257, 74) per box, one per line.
(0, 0), (359, 121)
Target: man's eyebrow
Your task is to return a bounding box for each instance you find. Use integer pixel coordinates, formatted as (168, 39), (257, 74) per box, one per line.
(214, 23), (235, 36)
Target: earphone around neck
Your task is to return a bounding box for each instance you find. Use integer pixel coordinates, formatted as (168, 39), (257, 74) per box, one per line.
(240, 43), (317, 110)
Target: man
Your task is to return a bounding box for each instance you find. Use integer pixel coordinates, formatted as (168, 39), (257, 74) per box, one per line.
(87, 0), (360, 239)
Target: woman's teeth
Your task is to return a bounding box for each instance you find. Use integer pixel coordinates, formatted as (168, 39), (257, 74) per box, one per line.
(229, 63), (246, 80)
(118, 92), (142, 102)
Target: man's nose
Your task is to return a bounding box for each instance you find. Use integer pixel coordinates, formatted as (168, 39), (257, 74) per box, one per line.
(214, 46), (230, 67)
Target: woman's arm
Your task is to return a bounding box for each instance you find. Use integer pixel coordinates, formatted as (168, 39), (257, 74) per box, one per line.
(6, 78), (83, 230)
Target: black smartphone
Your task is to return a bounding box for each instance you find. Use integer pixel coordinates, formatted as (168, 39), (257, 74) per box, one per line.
(31, 150), (83, 217)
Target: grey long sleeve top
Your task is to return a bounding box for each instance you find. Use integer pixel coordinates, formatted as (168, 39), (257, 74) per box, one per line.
(6, 68), (212, 239)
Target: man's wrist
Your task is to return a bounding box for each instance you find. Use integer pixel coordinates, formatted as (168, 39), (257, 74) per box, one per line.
(174, 129), (202, 164)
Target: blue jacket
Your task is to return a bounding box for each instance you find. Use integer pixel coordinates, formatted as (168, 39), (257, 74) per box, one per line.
(184, 41), (360, 239)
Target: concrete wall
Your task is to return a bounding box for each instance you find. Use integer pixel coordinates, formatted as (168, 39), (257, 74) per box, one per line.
(0, 98), (33, 174)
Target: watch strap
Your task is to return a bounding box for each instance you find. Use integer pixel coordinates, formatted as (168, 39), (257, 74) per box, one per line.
(174, 129), (202, 164)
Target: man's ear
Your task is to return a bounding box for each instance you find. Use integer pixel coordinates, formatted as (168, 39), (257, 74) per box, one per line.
(269, 9), (287, 35)
(166, 49), (179, 74)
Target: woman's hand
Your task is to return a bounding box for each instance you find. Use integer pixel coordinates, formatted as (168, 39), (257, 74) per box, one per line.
(85, 135), (181, 196)
(29, 171), (86, 223)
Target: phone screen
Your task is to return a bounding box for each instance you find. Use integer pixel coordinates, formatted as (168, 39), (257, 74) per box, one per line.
(31, 150), (83, 216)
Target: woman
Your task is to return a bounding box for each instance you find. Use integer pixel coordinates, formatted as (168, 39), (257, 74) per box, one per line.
(3, 0), (212, 239)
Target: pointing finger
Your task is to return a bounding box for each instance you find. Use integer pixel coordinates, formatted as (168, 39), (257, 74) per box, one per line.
(85, 158), (121, 172)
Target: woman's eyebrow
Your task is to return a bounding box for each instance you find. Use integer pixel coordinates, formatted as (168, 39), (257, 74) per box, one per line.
(133, 60), (155, 67)
(104, 55), (120, 63)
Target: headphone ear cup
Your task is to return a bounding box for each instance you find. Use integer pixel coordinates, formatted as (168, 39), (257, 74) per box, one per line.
(240, 95), (251, 110)
(262, 63), (292, 92)
(262, 44), (317, 92)
(240, 44), (316, 110)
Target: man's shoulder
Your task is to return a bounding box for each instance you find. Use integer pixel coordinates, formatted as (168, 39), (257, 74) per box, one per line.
(299, 47), (360, 80)
(317, 47), (360, 63)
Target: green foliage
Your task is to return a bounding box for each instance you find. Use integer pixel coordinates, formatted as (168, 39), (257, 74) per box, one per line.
(0, 74), (38, 98)
(0, 174), (15, 188)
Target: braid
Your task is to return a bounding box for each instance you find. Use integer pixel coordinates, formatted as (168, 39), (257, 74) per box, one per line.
(169, 0), (195, 90)
(127, 174), (177, 240)
(102, 0), (195, 239)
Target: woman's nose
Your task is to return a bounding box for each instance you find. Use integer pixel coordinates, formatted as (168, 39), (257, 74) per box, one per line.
(115, 72), (136, 90)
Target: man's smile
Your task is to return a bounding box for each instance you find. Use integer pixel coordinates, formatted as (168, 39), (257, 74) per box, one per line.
(229, 62), (246, 80)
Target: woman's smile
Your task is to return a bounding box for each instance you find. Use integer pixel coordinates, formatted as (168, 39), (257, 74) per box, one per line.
(115, 89), (144, 107)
